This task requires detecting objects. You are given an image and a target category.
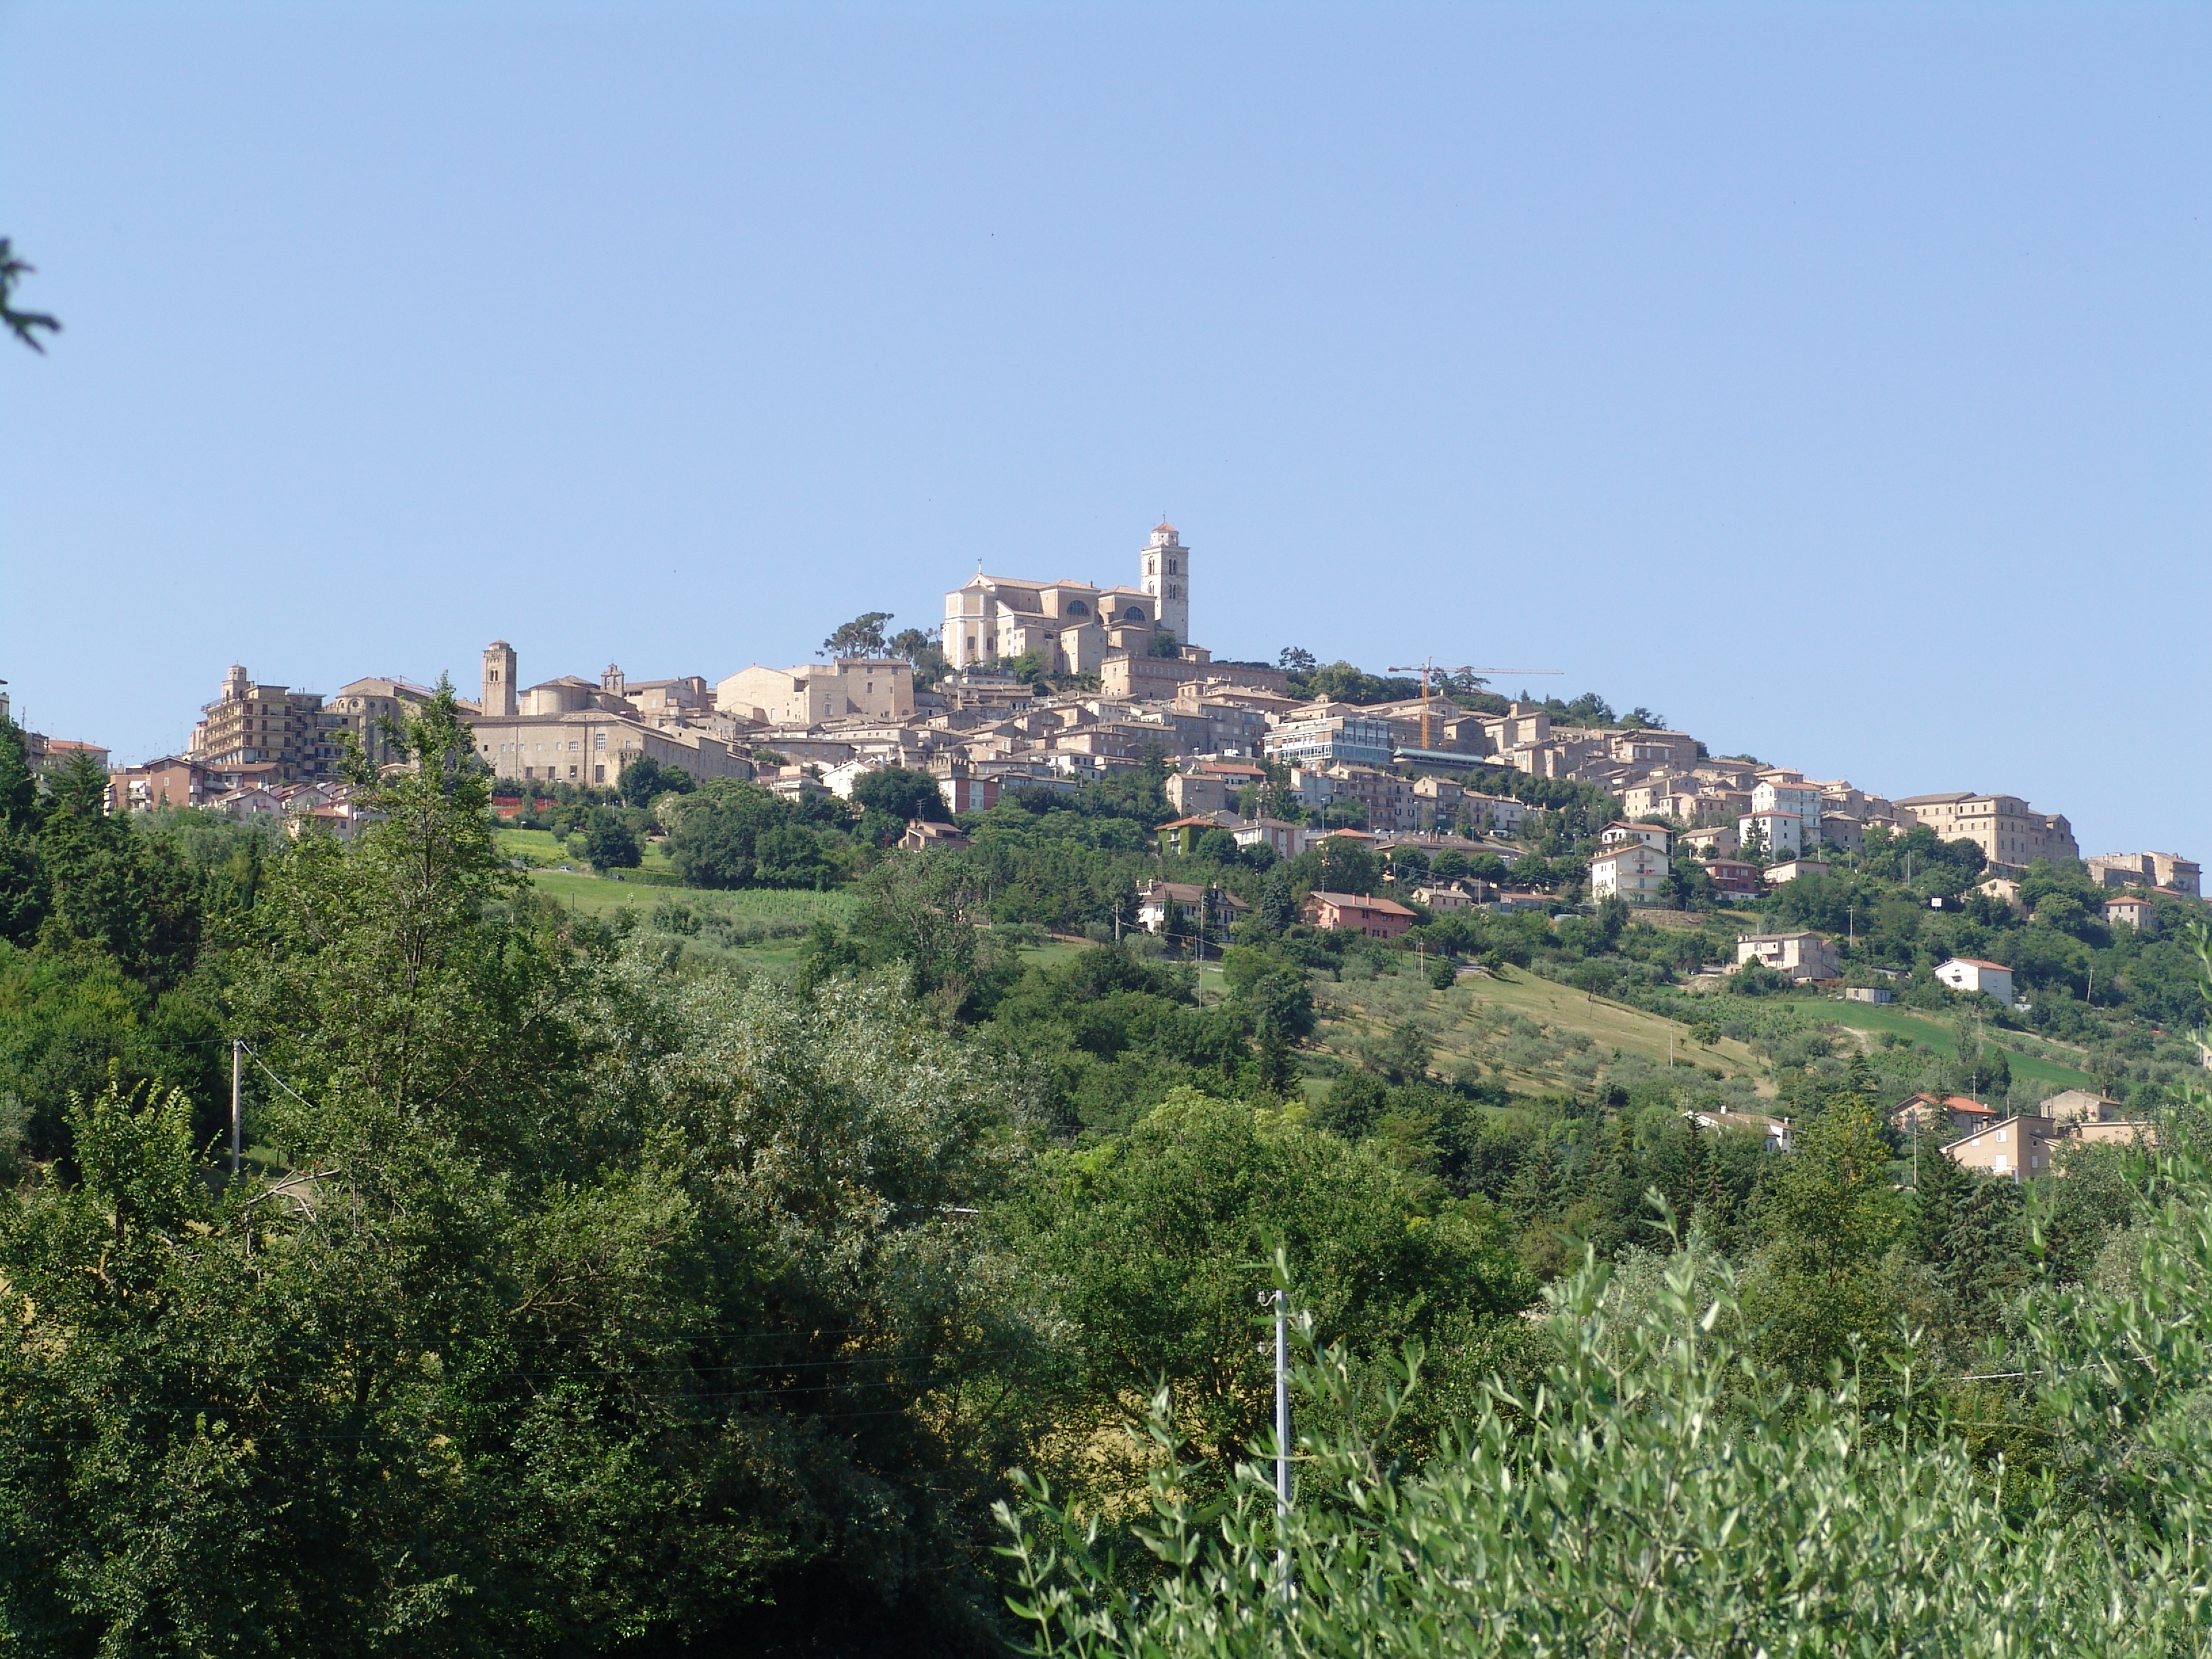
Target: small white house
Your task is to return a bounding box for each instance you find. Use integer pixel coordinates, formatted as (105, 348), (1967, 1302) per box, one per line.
(1600, 820), (1673, 853)
(1935, 957), (2014, 1002)
(821, 758), (883, 800)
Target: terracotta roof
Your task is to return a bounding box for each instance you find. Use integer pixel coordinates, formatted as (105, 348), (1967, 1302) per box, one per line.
(1943, 957), (2011, 972)
(1307, 890), (1417, 918)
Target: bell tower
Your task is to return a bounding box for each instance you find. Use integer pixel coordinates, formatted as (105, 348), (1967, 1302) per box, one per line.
(482, 640), (518, 717)
(1139, 520), (1189, 647)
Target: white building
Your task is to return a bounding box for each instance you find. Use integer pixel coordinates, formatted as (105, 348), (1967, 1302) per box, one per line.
(1736, 931), (1841, 981)
(1935, 957), (2015, 1002)
(1463, 792), (1528, 837)
(822, 758), (882, 800)
(1589, 840), (1671, 905)
(1751, 779), (1824, 832)
(1288, 766), (1338, 812)
(1234, 817), (1309, 861)
(1739, 810), (1804, 859)
(1600, 820), (1673, 853)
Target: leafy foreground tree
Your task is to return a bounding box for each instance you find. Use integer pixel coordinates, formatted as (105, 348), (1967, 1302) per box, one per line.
(0, 688), (1036, 1654)
(1003, 1169), (2212, 1657)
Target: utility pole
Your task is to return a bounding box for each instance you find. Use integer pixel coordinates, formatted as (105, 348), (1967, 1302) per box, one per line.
(230, 1038), (243, 1178)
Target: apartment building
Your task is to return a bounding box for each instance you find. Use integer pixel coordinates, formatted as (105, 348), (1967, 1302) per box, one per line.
(1739, 809), (1804, 859)
(1589, 840), (1670, 905)
(1896, 792), (2078, 868)
(1234, 817), (1308, 860)
(1265, 714), (1394, 770)
(1464, 792), (1528, 837)
(189, 665), (344, 783)
(1328, 765), (1420, 832)
(1751, 779), (1824, 830)
(1608, 729), (1700, 766)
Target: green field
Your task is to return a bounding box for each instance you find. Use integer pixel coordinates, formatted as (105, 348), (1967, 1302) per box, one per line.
(1822, 998), (2098, 1092)
(521, 871), (853, 975)
(495, 825), (680, 877)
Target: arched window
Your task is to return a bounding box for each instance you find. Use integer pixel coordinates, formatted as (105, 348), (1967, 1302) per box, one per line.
(1065, 600), (1088, 617)
(1125, 606), (1146, 621)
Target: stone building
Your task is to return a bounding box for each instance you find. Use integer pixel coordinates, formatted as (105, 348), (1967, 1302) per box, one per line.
(1894, 792), (2078, 870)
(327, 676), (457, 769)
(1734, 931), (1841, 982)
(471, 642), (751, 787)
(2087, 851), (2200, 897)
(716, 659), (914, 725)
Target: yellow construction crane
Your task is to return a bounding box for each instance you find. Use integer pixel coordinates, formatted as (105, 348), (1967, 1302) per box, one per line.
(1387, 658), (1563, 750)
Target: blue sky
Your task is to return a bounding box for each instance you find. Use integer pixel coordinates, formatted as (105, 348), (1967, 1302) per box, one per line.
(3, 3), (2206, 854)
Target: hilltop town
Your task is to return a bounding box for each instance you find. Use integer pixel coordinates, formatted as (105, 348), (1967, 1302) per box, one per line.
(21, 518), (2193, 927)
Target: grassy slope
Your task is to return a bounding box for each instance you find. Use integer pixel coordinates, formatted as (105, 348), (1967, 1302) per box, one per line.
(1821, 1000), (2099, 1092)
(1313, 964), (1774, 1099)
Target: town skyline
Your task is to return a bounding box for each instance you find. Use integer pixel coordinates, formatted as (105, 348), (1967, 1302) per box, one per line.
(16, 509), (2190, 896)
(5, 6), (2207, 851)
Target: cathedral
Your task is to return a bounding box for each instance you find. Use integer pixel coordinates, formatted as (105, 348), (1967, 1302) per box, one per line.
(941, 521), (1194, 676)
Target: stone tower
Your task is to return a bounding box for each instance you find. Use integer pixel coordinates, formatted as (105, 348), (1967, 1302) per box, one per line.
(1139, 521), (1189, 646)
(482, 640), (518, 718)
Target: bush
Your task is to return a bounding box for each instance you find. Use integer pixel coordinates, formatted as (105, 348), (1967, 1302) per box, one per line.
(1004, 1176), (2212, 1654)
(580, 808), (641, 871)
(851, 766), (946, 823)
